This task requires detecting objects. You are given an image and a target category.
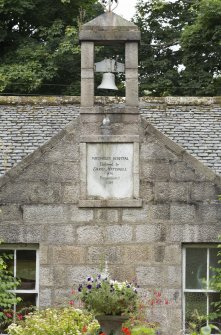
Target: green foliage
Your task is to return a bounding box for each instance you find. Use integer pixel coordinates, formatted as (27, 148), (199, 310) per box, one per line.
(130, 326), (157, 335)
(0, 0), (103, 95)
(134, 0), (221, 96)
(209, 240), (221, 322)
(77, 274), (138, 316)
(181, 0), (221, 96)
(134, 0), (195, 96)
(0, 245), (21, 324)
(7, 307), (99, 335)
(190, 324), (220, 335)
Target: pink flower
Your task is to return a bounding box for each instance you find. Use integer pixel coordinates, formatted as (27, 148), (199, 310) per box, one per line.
(17, 314), (23, 320)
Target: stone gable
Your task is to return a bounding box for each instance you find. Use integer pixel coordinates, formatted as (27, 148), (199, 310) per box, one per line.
(0, 96), (221, 177)
(0, 115), (220, 333)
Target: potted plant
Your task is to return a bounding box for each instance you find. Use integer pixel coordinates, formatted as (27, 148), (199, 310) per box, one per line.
(75, 265), (139, 335)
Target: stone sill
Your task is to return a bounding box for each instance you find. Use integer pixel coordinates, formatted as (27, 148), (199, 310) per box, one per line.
(78, 199), (142, 208)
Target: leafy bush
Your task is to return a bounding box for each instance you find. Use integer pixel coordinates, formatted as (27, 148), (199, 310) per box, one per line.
(0, 244), (21, 328)
(7, 307), (99, 335)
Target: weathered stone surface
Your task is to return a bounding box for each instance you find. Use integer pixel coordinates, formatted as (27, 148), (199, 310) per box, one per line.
(39, 245), (49, 265)
(0, 182), (62, 204)
(62, 184), (79, 204)
(105, 225), (133, 243)
(164, 244), (181, 264)
(140, 142), (177, 161)
(77, 226), (104, 244)
(40, 144), (79, 163)
(47, 225), (75, 244)
(198, 203), (221, 223)
(122, 207), (148, 223)
(94, 209), (119, 223)
(148, 204), (170, 221)
(191, 182), (217, 201)
(0, 224), (25, 242)
(0, 204), (22, 222)
(123, 245), (151, 264)
(67, 266), (100, 285)
(135, 224), (165, 242)
(109, 265), (136, 282)
(141, 162), (170, 181)
(170, 203), (196, 223)
(155, 182), (190, 202)
(38, 288), (52, 307)
(69, 207), (93, 222)
(52, 246), (85, 264)
(40, 266), (54, 287)
(50, 162), (79, 182)
(87, 246), (122, 264)
(170, 162), (196, 181)
(25, 224), (48, 243)
(23, 205), (68, 224)
(168, 224), (221, 242)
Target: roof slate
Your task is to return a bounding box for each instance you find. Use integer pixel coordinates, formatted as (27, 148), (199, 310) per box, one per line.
(0, 97), (220, 177)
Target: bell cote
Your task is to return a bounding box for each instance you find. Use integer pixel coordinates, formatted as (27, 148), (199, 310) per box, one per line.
(79, 11), (141, 108)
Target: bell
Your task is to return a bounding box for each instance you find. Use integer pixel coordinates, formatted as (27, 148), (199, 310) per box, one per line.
(98, 72), (118, 90)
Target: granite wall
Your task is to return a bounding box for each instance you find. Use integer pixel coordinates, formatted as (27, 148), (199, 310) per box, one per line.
(0, 99), (221, 334)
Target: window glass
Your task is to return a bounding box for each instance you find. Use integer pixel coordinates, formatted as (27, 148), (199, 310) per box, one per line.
(186, 248), (207, 289)
(184, 245), (221, 334)
(185, 292), (207, 326)
(0, 246), (38, 334)
(16, 293), (37, 310)
(17, 250), (36, 290)
(209, 248), (219, 279)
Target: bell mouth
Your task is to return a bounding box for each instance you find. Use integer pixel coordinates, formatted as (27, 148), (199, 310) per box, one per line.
(97, 72), (118, 90)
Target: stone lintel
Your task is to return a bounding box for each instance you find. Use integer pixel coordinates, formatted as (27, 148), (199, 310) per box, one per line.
(80, 135), (140, 143)
(78, 199), (142, 208)
(79, 31), (141, 44)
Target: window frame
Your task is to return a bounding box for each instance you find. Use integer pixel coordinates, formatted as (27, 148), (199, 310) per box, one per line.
(0, 243), (39, 330)
(182, 244), (220, 333)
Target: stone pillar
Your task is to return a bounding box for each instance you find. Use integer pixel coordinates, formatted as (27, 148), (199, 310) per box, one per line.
(81, 42), (94, 107)
(125, 42), (139, 107)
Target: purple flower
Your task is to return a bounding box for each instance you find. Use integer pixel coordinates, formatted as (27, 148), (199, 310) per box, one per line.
(87, 284), (92, 289)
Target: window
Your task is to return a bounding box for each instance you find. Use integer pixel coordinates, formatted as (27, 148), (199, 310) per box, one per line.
(0, 244), (39, 334)
(183, 245), (221, 334)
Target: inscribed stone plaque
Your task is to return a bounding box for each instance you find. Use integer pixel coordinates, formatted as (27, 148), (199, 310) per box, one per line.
(87, 143), (134, 199)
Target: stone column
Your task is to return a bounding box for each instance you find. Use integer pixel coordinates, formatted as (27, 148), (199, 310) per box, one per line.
(125, 42), (139, 107)
(81, 42), (94, 107)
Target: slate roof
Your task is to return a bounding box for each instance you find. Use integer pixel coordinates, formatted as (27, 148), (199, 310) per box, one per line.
(0, 96), (220, 177)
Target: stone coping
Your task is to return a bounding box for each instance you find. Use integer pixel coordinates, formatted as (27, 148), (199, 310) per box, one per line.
(0, 96), (220, 106)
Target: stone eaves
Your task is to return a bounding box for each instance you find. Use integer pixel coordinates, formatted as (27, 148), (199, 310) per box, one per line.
(0, 96), (220, 177)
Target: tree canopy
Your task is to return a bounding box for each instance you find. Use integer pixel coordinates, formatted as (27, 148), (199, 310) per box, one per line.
(0, 0), (102, 95)
(0, 0), (221, 96)
(134, 0), (221, 96)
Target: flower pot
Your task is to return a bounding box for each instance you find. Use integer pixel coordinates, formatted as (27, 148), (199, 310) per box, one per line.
(96, 315), (128, 335)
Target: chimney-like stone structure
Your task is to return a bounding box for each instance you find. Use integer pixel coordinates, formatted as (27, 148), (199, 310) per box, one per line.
(78, 12), (142, 208)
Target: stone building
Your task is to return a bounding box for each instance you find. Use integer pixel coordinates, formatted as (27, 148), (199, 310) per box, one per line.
(0, 10), (221, 335)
